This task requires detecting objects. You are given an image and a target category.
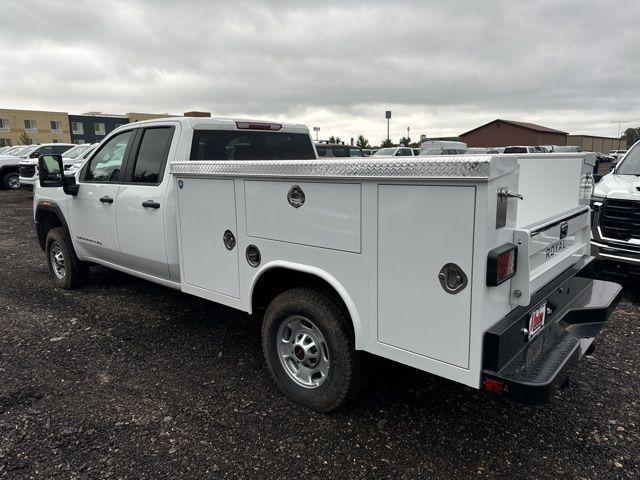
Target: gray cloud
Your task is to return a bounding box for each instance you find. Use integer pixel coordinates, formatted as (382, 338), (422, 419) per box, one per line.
(1, 0), (638, 143)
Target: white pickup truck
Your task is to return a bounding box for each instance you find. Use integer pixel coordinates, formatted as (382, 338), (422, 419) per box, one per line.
(33, 117), (621, 411)
(591, 140), (640, 275)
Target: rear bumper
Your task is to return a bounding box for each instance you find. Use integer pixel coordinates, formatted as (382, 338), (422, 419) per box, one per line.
(482, 263), (622, 405)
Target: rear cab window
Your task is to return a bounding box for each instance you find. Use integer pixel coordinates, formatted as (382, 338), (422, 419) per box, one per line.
(504, 147), (528, 154)
(331, 146), (350, 157)
(130, 127), (174, 184)
(190, 130), (316, 160)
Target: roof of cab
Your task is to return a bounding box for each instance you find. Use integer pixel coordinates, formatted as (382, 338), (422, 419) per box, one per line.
(123, 116), (310, 134)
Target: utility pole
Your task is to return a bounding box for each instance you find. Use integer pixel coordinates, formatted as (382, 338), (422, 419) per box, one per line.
(385, 111), (392, 141)
(611, 120), (631, 139)
(407, 126), (410, 143)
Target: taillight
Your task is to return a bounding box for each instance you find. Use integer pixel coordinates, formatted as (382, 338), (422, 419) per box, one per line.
(235, 121), (282, 131)
(486, 243), (518, 286)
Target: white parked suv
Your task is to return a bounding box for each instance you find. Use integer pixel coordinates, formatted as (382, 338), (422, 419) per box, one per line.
(0, 146), (34, 189)
(18, 143), (75, 190)
(32, 117), (620, 411)
(373, 146), (415, 156)
(608, 149), (627, 162)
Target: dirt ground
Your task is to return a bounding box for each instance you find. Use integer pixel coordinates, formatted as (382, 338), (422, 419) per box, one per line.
(0, 189), (638, 479)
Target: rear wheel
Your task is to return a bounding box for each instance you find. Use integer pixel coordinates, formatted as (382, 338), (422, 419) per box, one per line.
(1, 171), (20, 190)
(45, 227), (89, 289)
(262, 287), (367, 412)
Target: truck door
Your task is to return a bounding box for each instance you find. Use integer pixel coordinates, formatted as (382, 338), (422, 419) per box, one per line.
(69, 129), (136, 265)
(176, 177), (240, 298)
(114, 125), (177, 279)
(377, 185), (475, 369)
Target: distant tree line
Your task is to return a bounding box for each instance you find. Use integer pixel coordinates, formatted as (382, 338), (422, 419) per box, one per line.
(623, 127), (640, 147)
(327, 134), (422, 149)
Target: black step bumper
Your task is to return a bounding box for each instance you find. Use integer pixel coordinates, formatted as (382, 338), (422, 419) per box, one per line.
(481, 263), (622, 405)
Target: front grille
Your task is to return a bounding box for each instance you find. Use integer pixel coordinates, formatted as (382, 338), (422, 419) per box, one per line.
(600, 199), (640, 241)
(19, 165), (36, 178)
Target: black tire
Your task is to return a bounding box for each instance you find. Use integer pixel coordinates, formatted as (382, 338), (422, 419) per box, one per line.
(262, 287), (367, 412)
(45, 227), (89, 289)
(1, 171), (20, 190)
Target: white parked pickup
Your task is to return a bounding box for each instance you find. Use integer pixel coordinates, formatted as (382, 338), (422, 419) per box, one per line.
(33, 117), (621, 411)
(591, 140), (640, 275)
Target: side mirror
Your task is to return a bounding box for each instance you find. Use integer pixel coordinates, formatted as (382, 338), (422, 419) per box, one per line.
(38, 154), (79, 195)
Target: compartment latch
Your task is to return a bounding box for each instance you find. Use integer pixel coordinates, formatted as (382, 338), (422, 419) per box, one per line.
(496, 187), (524, 228)
(438, 263), (468, 294)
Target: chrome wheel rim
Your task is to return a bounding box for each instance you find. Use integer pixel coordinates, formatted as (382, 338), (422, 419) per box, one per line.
(8, 175), (20, 190)
(277, 315), (330, 388)
(49, 242), (65, 280)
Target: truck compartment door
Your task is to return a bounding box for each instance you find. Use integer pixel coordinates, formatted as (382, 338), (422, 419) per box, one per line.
(176, 178), (240, 298)
(377, 185), (475, 369)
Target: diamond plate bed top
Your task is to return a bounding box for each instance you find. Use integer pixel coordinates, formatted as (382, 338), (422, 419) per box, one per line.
(170, 155), (516, 181)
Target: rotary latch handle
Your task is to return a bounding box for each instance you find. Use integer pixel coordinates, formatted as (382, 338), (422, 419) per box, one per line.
(498, 188), (524, 201)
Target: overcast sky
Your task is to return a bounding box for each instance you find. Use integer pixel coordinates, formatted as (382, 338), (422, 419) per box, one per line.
(1, 0), (638, 144)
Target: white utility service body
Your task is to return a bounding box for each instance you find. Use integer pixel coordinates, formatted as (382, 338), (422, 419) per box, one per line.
(33, 117), (621, 409)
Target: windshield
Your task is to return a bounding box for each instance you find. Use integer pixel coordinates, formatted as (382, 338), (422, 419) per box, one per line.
(616, 145), (640, 175)
(62, 144), (92, 159)
(17, 145), (38, 157)
(374, 148), (397, 156)
(4, 146), (25, 156)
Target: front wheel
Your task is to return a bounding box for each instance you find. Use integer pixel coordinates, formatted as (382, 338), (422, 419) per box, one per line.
(1, 172), (20, 190)
(262, 287), (367, 412)
(45, 227), (89, 289)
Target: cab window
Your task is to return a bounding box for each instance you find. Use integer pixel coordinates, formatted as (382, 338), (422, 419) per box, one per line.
(190, 130), (316, 160)
(85, 130), (134, 183)
(131, 127), (174, 184)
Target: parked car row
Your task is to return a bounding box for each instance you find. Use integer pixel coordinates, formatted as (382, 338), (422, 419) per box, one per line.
(1, 143), (74, 190)
(0, 142), (101, 191)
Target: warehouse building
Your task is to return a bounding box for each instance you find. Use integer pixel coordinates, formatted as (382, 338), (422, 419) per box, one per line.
(459, 119), (568, 148)
(0, 108), (71, 146)
(566, 135), (626, 153)
(68, 113), (128, 144)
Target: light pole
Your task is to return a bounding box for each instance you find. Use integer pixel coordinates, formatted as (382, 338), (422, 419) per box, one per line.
(385, 111), (391, 141)
(407, 126), (410, 144)
(313, 126), (320, 142)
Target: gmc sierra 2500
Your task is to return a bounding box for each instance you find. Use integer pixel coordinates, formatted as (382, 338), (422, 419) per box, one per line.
(591, 140), (640, 276)
(33, 117), (621, 411)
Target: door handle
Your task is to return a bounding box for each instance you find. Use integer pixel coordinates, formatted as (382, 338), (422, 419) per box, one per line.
(99, 196), (114, 204)
(142, 200), (161, 209)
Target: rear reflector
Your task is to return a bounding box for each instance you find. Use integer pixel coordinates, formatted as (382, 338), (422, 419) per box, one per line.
(484, 378), (507, 395)
(486, 243), (518, 286)
(235, 121), (282, 131)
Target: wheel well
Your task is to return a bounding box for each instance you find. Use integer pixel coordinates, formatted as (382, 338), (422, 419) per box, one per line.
(0, 165), (18, 175)
(251, 268), (354, 333)
(35, 209), (63, 251)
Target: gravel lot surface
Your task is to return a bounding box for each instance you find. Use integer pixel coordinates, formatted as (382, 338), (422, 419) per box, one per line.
(0, 189), (639, 479)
